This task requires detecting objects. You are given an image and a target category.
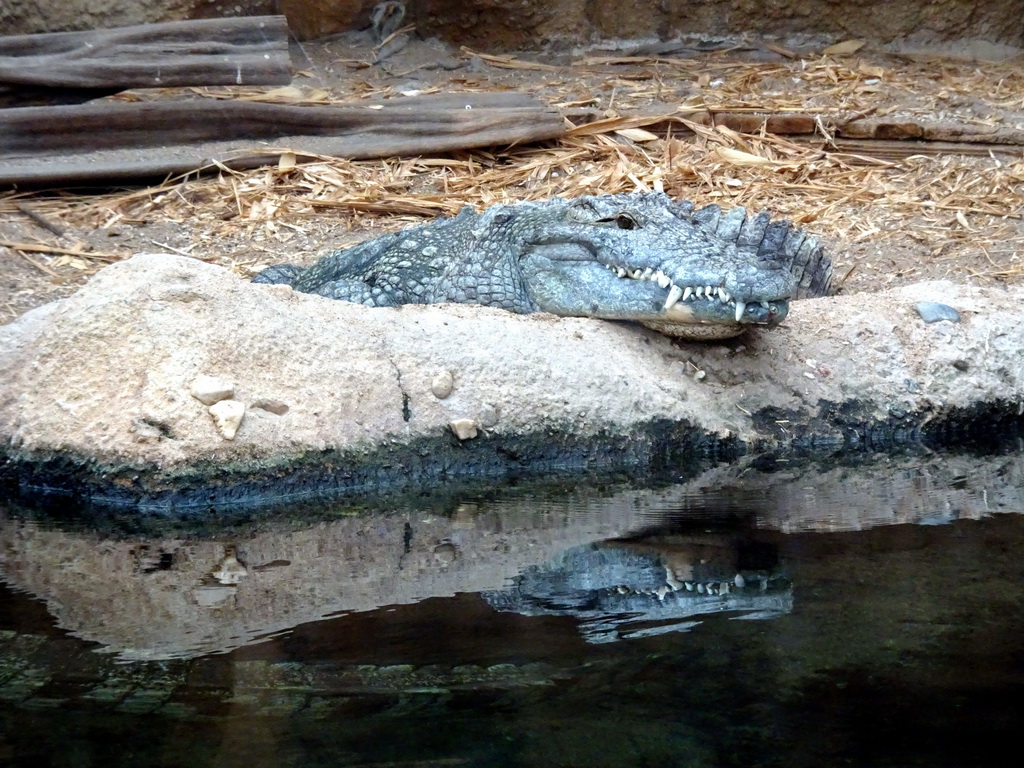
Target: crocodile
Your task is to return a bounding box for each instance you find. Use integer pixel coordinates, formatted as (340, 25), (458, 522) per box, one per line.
(254, 191), (834, 339)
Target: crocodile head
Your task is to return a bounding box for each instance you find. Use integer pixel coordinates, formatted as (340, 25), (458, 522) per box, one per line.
(507, 192), (827, 339)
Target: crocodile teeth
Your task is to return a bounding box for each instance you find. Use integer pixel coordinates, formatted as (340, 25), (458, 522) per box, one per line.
(665, 567), (684, 591)
(615, 267), (627, 278)
(734, 300), (747, 322)
(695, 286), (704, 298)
(642, 267), (654, 279)
(682, 286), (693, 301)
(719, 288), (729, 304)
(705, 285), (713, 297)
(656, 271), (671, 289)
(664, 284), (684, 309)
(760, 301), (770, 310)
(631, 269), (643, 279)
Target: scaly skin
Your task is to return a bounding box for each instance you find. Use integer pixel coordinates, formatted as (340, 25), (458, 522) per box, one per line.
(254, 192), (834, 339)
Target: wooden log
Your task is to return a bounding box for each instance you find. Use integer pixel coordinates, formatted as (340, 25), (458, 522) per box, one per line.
(829, 138), (1024, 161)
(838, 117), (1024, 145)
(564, 111), (819, 139)
(0, 93), (567, 187)
(690, 111), (818, 135)
(0, 93), (560, 154)
(568, 109), (1024, 153)
(0, 16), (291, 91)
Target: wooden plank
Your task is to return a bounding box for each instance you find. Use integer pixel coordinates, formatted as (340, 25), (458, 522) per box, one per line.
(829, 138), (1024, 160)
(0, 94), (562, 155)
(567, 109), (1024, 156)
(0, 16), (291, 91)
(0, 93), (567, 187)
(566, 111), (818, 138)
(838, 116), (1024, 145)
(690, 111), (818, 135)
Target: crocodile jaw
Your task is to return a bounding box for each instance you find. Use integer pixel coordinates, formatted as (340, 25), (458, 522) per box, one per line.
(519, 250), (790, 334)
(647, 300), (789, 339)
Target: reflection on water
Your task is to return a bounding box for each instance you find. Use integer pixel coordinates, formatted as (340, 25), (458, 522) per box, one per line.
(2, 451), (1024, 767)
(482, 539), (792, 643)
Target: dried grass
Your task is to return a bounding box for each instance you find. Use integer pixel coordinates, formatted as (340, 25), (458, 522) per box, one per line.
(2, 52), (1022, 283)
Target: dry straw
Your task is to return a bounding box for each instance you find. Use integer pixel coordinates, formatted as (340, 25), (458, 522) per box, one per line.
(2, 51), (1022, 285)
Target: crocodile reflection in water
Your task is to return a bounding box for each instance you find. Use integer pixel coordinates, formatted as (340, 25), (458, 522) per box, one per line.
(483, 535), (792, 643)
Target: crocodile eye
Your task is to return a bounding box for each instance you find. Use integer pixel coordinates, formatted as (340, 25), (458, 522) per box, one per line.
(614, 213), (637, 230)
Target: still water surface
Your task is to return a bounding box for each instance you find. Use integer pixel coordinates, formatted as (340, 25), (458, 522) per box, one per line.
(1, 451), (1023, 767)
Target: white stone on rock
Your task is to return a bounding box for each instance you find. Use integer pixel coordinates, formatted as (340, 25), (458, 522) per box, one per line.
(190, 374), (234, 405)
(209, 399), (245, 440)
(431, 370), (454, 399)
(449, 418), (478, 440)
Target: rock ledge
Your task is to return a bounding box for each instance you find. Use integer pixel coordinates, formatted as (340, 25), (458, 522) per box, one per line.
(1, 253), (1022, 508)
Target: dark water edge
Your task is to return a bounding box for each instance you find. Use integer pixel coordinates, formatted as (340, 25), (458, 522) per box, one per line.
(0, 417), (739, 515)
(2, 449), (1024, 767)
(3, 398), (1023, 516)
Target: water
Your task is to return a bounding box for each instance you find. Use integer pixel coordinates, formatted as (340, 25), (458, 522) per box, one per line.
(2, 450), (1024, 767)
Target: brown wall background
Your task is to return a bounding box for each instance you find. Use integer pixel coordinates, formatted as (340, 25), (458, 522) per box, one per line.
(4, 1), (1022, 51)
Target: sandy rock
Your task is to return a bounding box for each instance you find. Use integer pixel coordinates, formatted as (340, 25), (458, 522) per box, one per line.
(1, 253), (1023, 499)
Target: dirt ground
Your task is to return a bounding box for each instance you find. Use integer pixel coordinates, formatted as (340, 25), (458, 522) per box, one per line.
(2, 32), (1023, 324)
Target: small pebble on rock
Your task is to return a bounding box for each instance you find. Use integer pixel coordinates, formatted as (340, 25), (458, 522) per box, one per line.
(449, 418), (478, 440)
(431, 370), (455, 399)
(209, 399), (245, 440)
(914, 301), (960, 324)
(190, 375), (234, 405)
